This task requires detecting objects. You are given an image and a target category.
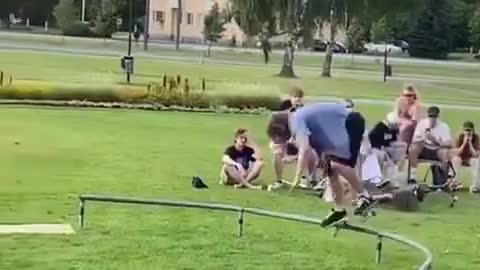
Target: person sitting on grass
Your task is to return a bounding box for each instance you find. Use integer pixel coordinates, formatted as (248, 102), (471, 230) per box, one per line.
(220, 128), (265, 190)
(450, 121), (480, 193)
(409, 106), (452, 184)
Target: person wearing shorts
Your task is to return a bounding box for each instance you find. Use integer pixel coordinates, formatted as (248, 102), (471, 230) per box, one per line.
(220, 129), (264, 190)
(267, 103), (373, 227)
(409, 106), (452, 183)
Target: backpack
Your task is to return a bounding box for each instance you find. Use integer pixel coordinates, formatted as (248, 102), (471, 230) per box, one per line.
(429, 164), (449, 186)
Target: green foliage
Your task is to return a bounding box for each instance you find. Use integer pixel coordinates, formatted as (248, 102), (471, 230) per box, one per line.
(63, 22), (95, 37)
(54, 0), (78, 32)
(217, 95), (281, 110)
(93, 0), (124, 38)
(408, 0), (453, 59)
(204, 2), (227, 43)
(346, 18), (367, 53)
(469, 7), (480, 50)
(371, 16), (389, 43)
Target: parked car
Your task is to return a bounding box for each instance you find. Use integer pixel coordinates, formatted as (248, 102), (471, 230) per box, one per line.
(311, 40), (347, 53)
(393, 40), (409, 53)
(364, 43), (403, 54)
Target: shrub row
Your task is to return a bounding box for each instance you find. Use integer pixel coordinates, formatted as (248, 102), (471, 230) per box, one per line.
(0, 99), (271, 115)
(0, 84), (282, 110)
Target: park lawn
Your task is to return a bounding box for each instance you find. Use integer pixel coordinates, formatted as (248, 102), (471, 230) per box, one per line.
(2, 50), (480, 106)
(3, 31), (480, 80)
(1, 105), (480, 270)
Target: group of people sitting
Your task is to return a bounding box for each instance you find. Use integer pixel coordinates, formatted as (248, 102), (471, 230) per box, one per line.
(218, 85), (479, 227)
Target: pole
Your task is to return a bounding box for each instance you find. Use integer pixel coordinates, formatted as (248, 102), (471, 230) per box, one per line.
(81, 0), (86, 22)
(127, 0), (133, 83)
(383, 43), (387, 82)
(144, 0), (151, 51)
(176, 0), (182, 50)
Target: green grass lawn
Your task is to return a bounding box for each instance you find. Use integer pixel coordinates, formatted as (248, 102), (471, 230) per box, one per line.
(3, 49), (480, 106)
(1, 105), (480, 270)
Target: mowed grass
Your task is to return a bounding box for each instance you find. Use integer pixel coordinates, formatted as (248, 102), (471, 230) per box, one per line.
(1, 105), (480, 270)
(3, 49), (480, 106)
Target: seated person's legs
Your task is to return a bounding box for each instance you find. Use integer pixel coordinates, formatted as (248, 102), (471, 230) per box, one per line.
(469, 158), (480, 192)
(399, 121), (417, 144)
(245, 160), (263, 183)
(408, 142), (424, 182)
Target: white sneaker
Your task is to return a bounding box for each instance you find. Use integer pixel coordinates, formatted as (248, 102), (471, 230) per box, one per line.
(268, 181), (285, 191)
(313, 179), (327, 191)
(298, 177), (311, 189)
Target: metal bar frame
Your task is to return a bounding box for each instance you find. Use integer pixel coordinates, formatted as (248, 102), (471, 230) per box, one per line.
(78, 194), (432, 270)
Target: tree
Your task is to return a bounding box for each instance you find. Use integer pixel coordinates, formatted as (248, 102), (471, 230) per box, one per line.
(176, 0), (182, 50)
(408, 0), (453, 59)
(469, 7), (480, 51)
(277, 0), (309, 77)
(54, 0), (78, 31)
(371, 16), (389, 43)
(93, 0), (124, 38)
(203, 2), (227, 57)
(346, 18), (367, 53)
(228, 0), (263, 47)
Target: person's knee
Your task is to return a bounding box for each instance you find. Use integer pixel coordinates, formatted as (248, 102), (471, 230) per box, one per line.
(437, 149), (449, 162)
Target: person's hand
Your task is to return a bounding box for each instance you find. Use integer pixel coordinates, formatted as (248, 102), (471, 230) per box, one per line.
(236, 164), (247, 177)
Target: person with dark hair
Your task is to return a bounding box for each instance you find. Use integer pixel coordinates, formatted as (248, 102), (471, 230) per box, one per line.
(266, 103), (373, 227)
(269, 87), (317, 190)
(409, 106), (452, 183)
(220, 129), (265, 190)
(451, 121), (480, 193)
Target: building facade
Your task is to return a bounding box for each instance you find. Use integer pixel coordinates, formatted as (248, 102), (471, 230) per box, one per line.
(148, 0), (245, 44)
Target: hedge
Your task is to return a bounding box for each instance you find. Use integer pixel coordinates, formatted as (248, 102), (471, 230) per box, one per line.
(0, 82), (283, 111)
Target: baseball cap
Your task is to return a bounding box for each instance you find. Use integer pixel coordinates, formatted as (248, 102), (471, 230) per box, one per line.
(463, 121), (474, 130)
(427, 106), (440, 118)
(344, 99), (354, 109)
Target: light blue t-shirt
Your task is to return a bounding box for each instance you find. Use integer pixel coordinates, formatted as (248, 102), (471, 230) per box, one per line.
(290, 103), (351, 159)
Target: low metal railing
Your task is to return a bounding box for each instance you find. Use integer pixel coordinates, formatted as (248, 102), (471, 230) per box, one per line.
(78, 194), (432, 270)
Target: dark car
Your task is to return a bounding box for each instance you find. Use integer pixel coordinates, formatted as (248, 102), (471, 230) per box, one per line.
(393, 40), (409, 53)
(312, 40), (347, 53)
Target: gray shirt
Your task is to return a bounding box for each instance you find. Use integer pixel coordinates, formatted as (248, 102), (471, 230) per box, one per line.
(290, 103), (351, 159)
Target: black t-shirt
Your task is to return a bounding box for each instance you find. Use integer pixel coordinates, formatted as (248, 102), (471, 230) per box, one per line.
(224, 146), (256, 170)
(369, 121), (398, 149)
(278, 99), (303, 112)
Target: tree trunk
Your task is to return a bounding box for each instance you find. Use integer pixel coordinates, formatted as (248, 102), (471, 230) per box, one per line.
(279, 40), (296, 78)
(143, 0), (150, 51)
(322, 0), (336, 78)
(175, 0), (182, 50)
(207, 41), (212, 57)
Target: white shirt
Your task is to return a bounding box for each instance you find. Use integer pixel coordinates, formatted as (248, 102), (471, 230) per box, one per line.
(413, 118), (451, 150)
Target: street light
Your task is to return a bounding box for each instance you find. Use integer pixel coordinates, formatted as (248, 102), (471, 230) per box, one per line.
(121, 0), (134, 83)
(81, 0), (86, 22)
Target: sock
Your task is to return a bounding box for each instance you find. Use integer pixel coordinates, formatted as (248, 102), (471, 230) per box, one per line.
(411, 167), (417, 179)
(334, 207), (346, 212)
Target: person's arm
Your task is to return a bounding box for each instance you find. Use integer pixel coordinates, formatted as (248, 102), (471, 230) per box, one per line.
(468, 135), (479, 157)
(222, 154), (240, 167)
(291, 133), (310, 189)
(437, 125), (452, 148)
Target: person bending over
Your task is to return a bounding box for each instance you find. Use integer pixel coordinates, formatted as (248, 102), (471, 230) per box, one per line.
(220, 129), (265, 190)
(267, 103), (373, 227)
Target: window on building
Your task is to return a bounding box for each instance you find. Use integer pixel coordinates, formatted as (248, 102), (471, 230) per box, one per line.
(187, 13), (193, 25)
(154, 11), (164, 23)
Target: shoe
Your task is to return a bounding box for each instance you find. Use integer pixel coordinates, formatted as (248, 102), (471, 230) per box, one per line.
(313, 180), (327, 191)
(267, 181), (285, 191)
(376, 179), (391, 189)
(407, 178), (417, 185)
(320, 208), (347, 228)
(353, 194), (373, 216)
(470, 187), (480, 194)
(298, 176), (311, 189)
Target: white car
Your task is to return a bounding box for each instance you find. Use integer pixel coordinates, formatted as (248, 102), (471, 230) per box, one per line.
(364, 43), (403, 54)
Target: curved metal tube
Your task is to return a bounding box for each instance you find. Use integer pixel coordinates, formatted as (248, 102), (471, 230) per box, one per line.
(78, 194), (432, 270)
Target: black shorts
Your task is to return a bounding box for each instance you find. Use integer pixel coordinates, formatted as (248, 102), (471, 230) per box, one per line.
(327, 112), (366, 168)
(418, 148), (439, 161)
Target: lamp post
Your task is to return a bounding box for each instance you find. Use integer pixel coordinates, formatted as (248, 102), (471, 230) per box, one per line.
(126, 0), (134, 83)
(81, 0), (86, 22)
